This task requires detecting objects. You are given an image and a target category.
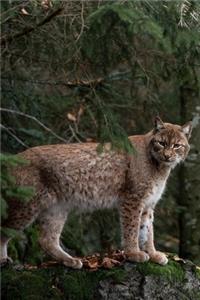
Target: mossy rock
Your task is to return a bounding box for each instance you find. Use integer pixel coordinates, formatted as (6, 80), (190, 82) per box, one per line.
(1, 259), (200, 300)
(136, 259), (185, 281)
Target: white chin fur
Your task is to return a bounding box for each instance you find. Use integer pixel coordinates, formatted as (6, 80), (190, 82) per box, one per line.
(162, 158), (181, 169)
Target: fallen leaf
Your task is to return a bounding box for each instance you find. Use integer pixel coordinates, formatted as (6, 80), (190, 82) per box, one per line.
(82, 256), (99, 269)
(77, 105), (84, 119)
(101, 257), (121, 269)
(172, 255), (186, 263)
(21, 8), (29, 15)
(21, 250), (126, 271)
(67, 113), (76, 122)
(24, 264), (38, 270)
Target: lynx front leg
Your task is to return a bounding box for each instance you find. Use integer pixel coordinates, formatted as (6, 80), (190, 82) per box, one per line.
(37, 203), (82, 269)
(120, 200), (149, 263)
(143, 209), (168, 265)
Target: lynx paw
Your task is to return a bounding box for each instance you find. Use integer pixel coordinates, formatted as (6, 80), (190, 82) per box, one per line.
(0, 256), (13, 266)
(126, 250), (150, 263)
(63, 258), (83, 269)
(149, 251), (168, 265)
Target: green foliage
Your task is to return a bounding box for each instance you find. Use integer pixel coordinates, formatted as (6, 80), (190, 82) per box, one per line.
(82, 2), (170, 69)
(195, 267), (200, 280)
(63, 209), (120, 256)
(96, 110), (136, 155)
(0, 154), (34, 219)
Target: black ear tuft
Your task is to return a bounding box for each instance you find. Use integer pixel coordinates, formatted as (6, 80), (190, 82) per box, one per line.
(181, 121), (193, 140)
(154, 116), (165, 131)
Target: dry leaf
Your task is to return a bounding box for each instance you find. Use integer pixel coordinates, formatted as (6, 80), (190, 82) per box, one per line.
(172, 255), (186, 263)
(22, 250), (126, 271)
(41, 0), (52, 9)
(101, 257), (121, 269)
(111, 250), (126, 262)
(67, 113), (76, 122)
(24, 264), (38, 270)
(83, 257), (99, 269)
(21, 8), (29, 15)
(77, 106), (84, 119)
(39, 261), (59, 268)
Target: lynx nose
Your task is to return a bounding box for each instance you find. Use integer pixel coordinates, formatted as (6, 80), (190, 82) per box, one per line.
(164, 150), (171, 160)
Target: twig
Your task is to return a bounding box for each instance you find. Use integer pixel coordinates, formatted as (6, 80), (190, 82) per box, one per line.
(1, 76), (104, 88)
(75, 1), (85, 42)
(0, 124), (29, 149)
(68, 124), (82, 143)
(1, 7), (63, 46)
(0, 108), (68, 144)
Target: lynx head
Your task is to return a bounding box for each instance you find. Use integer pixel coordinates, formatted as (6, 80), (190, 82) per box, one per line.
(150, 116), (192, 168)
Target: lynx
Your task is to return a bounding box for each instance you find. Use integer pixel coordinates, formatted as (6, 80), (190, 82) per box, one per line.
(1, 117), (192, 268)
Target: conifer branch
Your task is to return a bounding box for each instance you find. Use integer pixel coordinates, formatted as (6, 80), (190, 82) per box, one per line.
(0, 108), (68, 144)
(0, 124), (29, 149)
(1, 7), (63, 46)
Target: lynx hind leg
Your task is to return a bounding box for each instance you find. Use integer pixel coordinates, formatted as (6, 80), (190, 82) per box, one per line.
(0, 197), (41, 265)
(0, 234), (12, 265)
(37, 203), (82, 269)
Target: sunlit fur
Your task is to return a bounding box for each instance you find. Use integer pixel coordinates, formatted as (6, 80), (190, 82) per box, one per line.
(139, 209), (154, 249)
(150, 123), (190, 168)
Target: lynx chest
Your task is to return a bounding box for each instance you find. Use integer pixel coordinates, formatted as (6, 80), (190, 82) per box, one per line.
(144, 179), (167, 209)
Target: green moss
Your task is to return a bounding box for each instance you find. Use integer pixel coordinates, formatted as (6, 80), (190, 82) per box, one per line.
(1, 266), (127, 300)
(60, 267), (127, 300)
(195, 267), (200, 280)
(136, 259), (185, 282)
(1, 267), (61, 300)
(195, 292), (200, 300)
(101, 267), (127, 283)
(4, 261), (199, 300)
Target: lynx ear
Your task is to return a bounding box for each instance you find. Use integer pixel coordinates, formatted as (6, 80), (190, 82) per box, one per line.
(154, 116), (165, 131)
(181, 121), (192, 139)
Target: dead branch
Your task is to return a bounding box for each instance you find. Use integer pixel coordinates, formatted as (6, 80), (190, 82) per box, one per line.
(1, 76), (104, 88)
(75, 1), (85, 42)
(0, 124), (29, 148)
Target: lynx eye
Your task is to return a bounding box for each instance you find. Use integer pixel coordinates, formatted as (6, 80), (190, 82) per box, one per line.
(157, 141), (165, 147)
(173, 144), (182, 149)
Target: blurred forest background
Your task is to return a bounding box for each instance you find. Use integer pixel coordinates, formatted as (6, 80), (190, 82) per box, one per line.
(1, 0), (200, 265)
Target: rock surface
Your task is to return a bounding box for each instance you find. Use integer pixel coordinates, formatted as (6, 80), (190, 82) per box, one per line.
(1, 259), (200, 300)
